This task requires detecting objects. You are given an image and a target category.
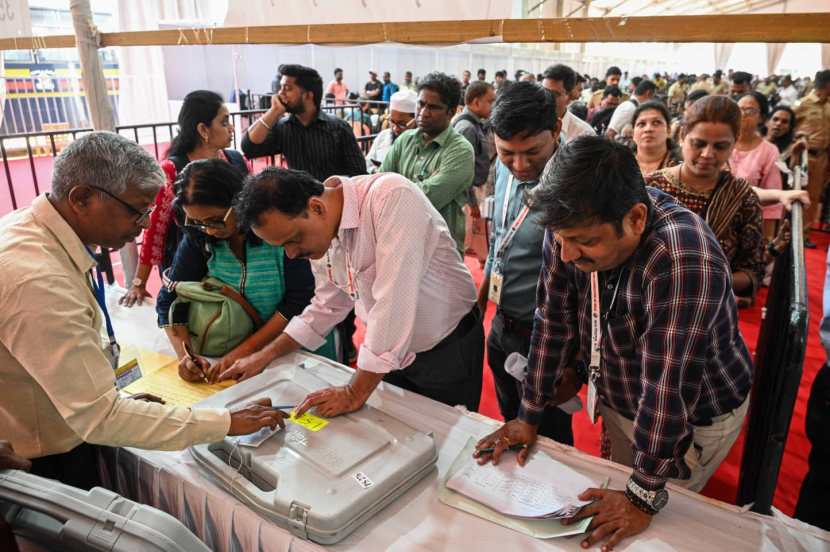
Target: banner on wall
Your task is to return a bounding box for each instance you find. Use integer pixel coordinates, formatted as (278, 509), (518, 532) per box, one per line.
(0, 0), (31, 40)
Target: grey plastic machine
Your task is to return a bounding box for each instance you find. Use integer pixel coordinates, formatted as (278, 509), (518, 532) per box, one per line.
(0, 469), (210, 551)
(190, 359), (438, 544)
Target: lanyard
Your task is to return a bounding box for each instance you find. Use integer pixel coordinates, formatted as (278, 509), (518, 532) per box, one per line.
(85, 248), (120, 368)
(326, 245), (358, 301)
(495, 175), (532, 261)
(589, 270), (623, 369)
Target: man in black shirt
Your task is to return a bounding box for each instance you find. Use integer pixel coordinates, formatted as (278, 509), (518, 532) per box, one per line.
(242, 64), (366, 181)
(364, 70), (382, 103)
(243, 63), (366, 363)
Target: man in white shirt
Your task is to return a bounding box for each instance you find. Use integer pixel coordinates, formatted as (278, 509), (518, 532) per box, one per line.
(606, 79), (657, 140)
(0, 132), (284, 489)
(541, 64), (595, 143)
(219, 169), (484, 416)
(778, 75), (800, 107)
(365, 89), (417, 172)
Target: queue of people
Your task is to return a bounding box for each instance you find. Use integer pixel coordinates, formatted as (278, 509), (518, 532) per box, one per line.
(1, 60), (828, 551)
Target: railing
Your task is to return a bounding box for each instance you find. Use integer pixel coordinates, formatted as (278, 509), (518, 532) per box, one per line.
(737, 152), (810, 514)
(1, 74), (121, 135)
(0, 102), (383, 212)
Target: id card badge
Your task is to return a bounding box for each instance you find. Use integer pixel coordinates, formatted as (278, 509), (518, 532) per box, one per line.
(489, 268), (504, 305)
(586, 367), (599, 424)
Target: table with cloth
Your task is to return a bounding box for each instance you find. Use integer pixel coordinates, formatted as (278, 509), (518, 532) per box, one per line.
(101, 287), (830, 552)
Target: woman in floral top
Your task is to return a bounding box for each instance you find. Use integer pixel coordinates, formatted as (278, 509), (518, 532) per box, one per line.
(644, 95), (765, 301)
(119, 90), (248, 307)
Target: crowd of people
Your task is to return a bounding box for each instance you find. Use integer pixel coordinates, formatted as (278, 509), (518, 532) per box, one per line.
(1, 58), (829, 551)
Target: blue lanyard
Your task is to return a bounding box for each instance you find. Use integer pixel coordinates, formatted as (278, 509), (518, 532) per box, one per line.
(86, 248), (117, 349)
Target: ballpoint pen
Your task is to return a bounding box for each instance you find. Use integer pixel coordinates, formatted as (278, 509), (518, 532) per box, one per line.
(475, 443), (528, 455)
(183, 342), (209, 383)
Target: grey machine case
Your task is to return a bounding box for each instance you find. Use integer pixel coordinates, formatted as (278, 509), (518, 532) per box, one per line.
(190, 358), (438, 544)
(0, 469), (210, 551)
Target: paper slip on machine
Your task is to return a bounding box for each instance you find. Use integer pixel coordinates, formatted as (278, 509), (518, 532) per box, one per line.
(190, 359), (438, 545)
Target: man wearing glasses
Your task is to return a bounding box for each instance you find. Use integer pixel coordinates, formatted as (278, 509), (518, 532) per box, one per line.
(365, 89), (417, 173)
(0, 132), (286, 489)
(380, 71), (475, 255)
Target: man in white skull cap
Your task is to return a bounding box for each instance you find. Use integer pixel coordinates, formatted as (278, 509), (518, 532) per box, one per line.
(365, 89), (417, 172)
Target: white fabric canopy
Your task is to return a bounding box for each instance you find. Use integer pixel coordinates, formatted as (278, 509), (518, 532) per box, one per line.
(224, 0), (511, 27)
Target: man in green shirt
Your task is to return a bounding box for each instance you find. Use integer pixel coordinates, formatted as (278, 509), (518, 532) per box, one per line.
(380, 72), (474, 254)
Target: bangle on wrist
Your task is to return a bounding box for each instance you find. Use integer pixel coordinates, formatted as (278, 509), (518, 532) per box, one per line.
(257, 117), (272, 130)
(767, 242), (781, 258)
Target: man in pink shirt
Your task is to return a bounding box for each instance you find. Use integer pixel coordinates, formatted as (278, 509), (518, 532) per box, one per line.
(218, 168), (484, 416)
(325, 68), (349, 106)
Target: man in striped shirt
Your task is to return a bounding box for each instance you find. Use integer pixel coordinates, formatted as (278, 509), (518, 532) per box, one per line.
(242, 63), (366, 181)
(476, 136), (752, 551)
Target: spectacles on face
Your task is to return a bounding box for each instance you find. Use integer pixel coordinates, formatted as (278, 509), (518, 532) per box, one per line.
(184, 206), (233, 231)
(89, 185), (154, 226)
(740, 107), (760, 116)
(390, 118), (413, 131)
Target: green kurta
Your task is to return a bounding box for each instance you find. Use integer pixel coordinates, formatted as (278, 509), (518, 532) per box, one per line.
(379, 125), (474, 254)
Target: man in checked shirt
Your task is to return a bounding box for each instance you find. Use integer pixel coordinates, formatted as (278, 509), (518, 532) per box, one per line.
(476, 136), (752, 551)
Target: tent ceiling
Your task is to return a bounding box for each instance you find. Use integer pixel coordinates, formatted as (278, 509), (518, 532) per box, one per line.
(553, 0), (810, 17)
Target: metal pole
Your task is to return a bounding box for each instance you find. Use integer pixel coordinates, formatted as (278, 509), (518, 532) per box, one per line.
(70, 0), (136, 286)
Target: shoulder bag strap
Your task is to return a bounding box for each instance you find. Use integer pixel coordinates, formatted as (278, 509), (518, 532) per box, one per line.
(201, 280), (265, 329)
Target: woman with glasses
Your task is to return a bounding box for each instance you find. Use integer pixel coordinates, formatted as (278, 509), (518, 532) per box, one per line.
(156, 159), (336, 382)
(120, 90), (248, 308)
(730, 92), (783, 239)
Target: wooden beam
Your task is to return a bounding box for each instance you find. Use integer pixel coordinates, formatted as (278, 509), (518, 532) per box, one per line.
(0, 13), (826, 51)
(0, 35), (75, 50)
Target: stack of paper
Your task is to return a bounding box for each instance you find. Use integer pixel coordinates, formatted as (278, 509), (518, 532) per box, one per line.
(445, 443), (597, 520)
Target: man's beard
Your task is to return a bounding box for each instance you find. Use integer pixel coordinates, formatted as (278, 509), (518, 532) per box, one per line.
(286, 101), (305, 115)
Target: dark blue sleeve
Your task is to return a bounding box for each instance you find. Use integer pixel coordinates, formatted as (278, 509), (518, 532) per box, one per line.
(156, 232), (209, 326)
(224, 149), (249, 175)
(277, 252), (315, 320)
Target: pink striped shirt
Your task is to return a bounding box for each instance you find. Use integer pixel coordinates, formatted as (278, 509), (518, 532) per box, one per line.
(284, 173), (477, 374)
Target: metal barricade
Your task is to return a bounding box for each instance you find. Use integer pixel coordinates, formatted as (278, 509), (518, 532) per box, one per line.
(1, 104), (382, 213)
(737, 151), (810, 514)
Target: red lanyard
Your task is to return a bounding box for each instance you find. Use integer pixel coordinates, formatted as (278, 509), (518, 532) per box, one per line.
(326, 248), (358, 301)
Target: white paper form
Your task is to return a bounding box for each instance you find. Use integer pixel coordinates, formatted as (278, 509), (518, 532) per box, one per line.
(446, 439), (597, 519)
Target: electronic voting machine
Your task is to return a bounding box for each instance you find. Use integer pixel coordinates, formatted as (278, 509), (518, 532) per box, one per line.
(0, 470), (210, 551)
(190, 359), (438, 544)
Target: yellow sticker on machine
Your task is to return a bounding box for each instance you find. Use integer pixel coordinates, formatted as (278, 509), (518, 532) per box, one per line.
(288, 412), (330, 432)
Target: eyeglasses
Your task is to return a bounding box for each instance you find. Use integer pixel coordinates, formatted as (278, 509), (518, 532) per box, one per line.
(740, 107), (760, 116)
(390, 118), (413, 131)
(89, 185), (154, 226)
(184, 206), (233, 231)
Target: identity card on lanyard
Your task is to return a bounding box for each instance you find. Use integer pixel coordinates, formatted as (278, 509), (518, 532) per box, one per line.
(489, 175), (530, 305)
(86, 249), (140, 389)
(586, 271), (602, 424)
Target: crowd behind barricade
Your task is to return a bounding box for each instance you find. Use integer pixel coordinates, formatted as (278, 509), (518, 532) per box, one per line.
(1, 57), (829, 551)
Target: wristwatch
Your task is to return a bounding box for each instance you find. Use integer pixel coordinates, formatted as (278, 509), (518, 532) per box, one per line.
(131, 278), (144, 288)
(626, 479), (669, 514)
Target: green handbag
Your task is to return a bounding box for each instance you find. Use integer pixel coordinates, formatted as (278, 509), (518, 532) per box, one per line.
(169, 277), (264, 357)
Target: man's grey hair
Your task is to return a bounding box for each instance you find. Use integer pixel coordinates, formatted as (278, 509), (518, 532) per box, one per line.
(51, 131), (164, 200)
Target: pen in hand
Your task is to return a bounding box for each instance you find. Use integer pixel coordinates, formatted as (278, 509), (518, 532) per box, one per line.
(475, 443), (528, 455)
(183, 342), (209, 383)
